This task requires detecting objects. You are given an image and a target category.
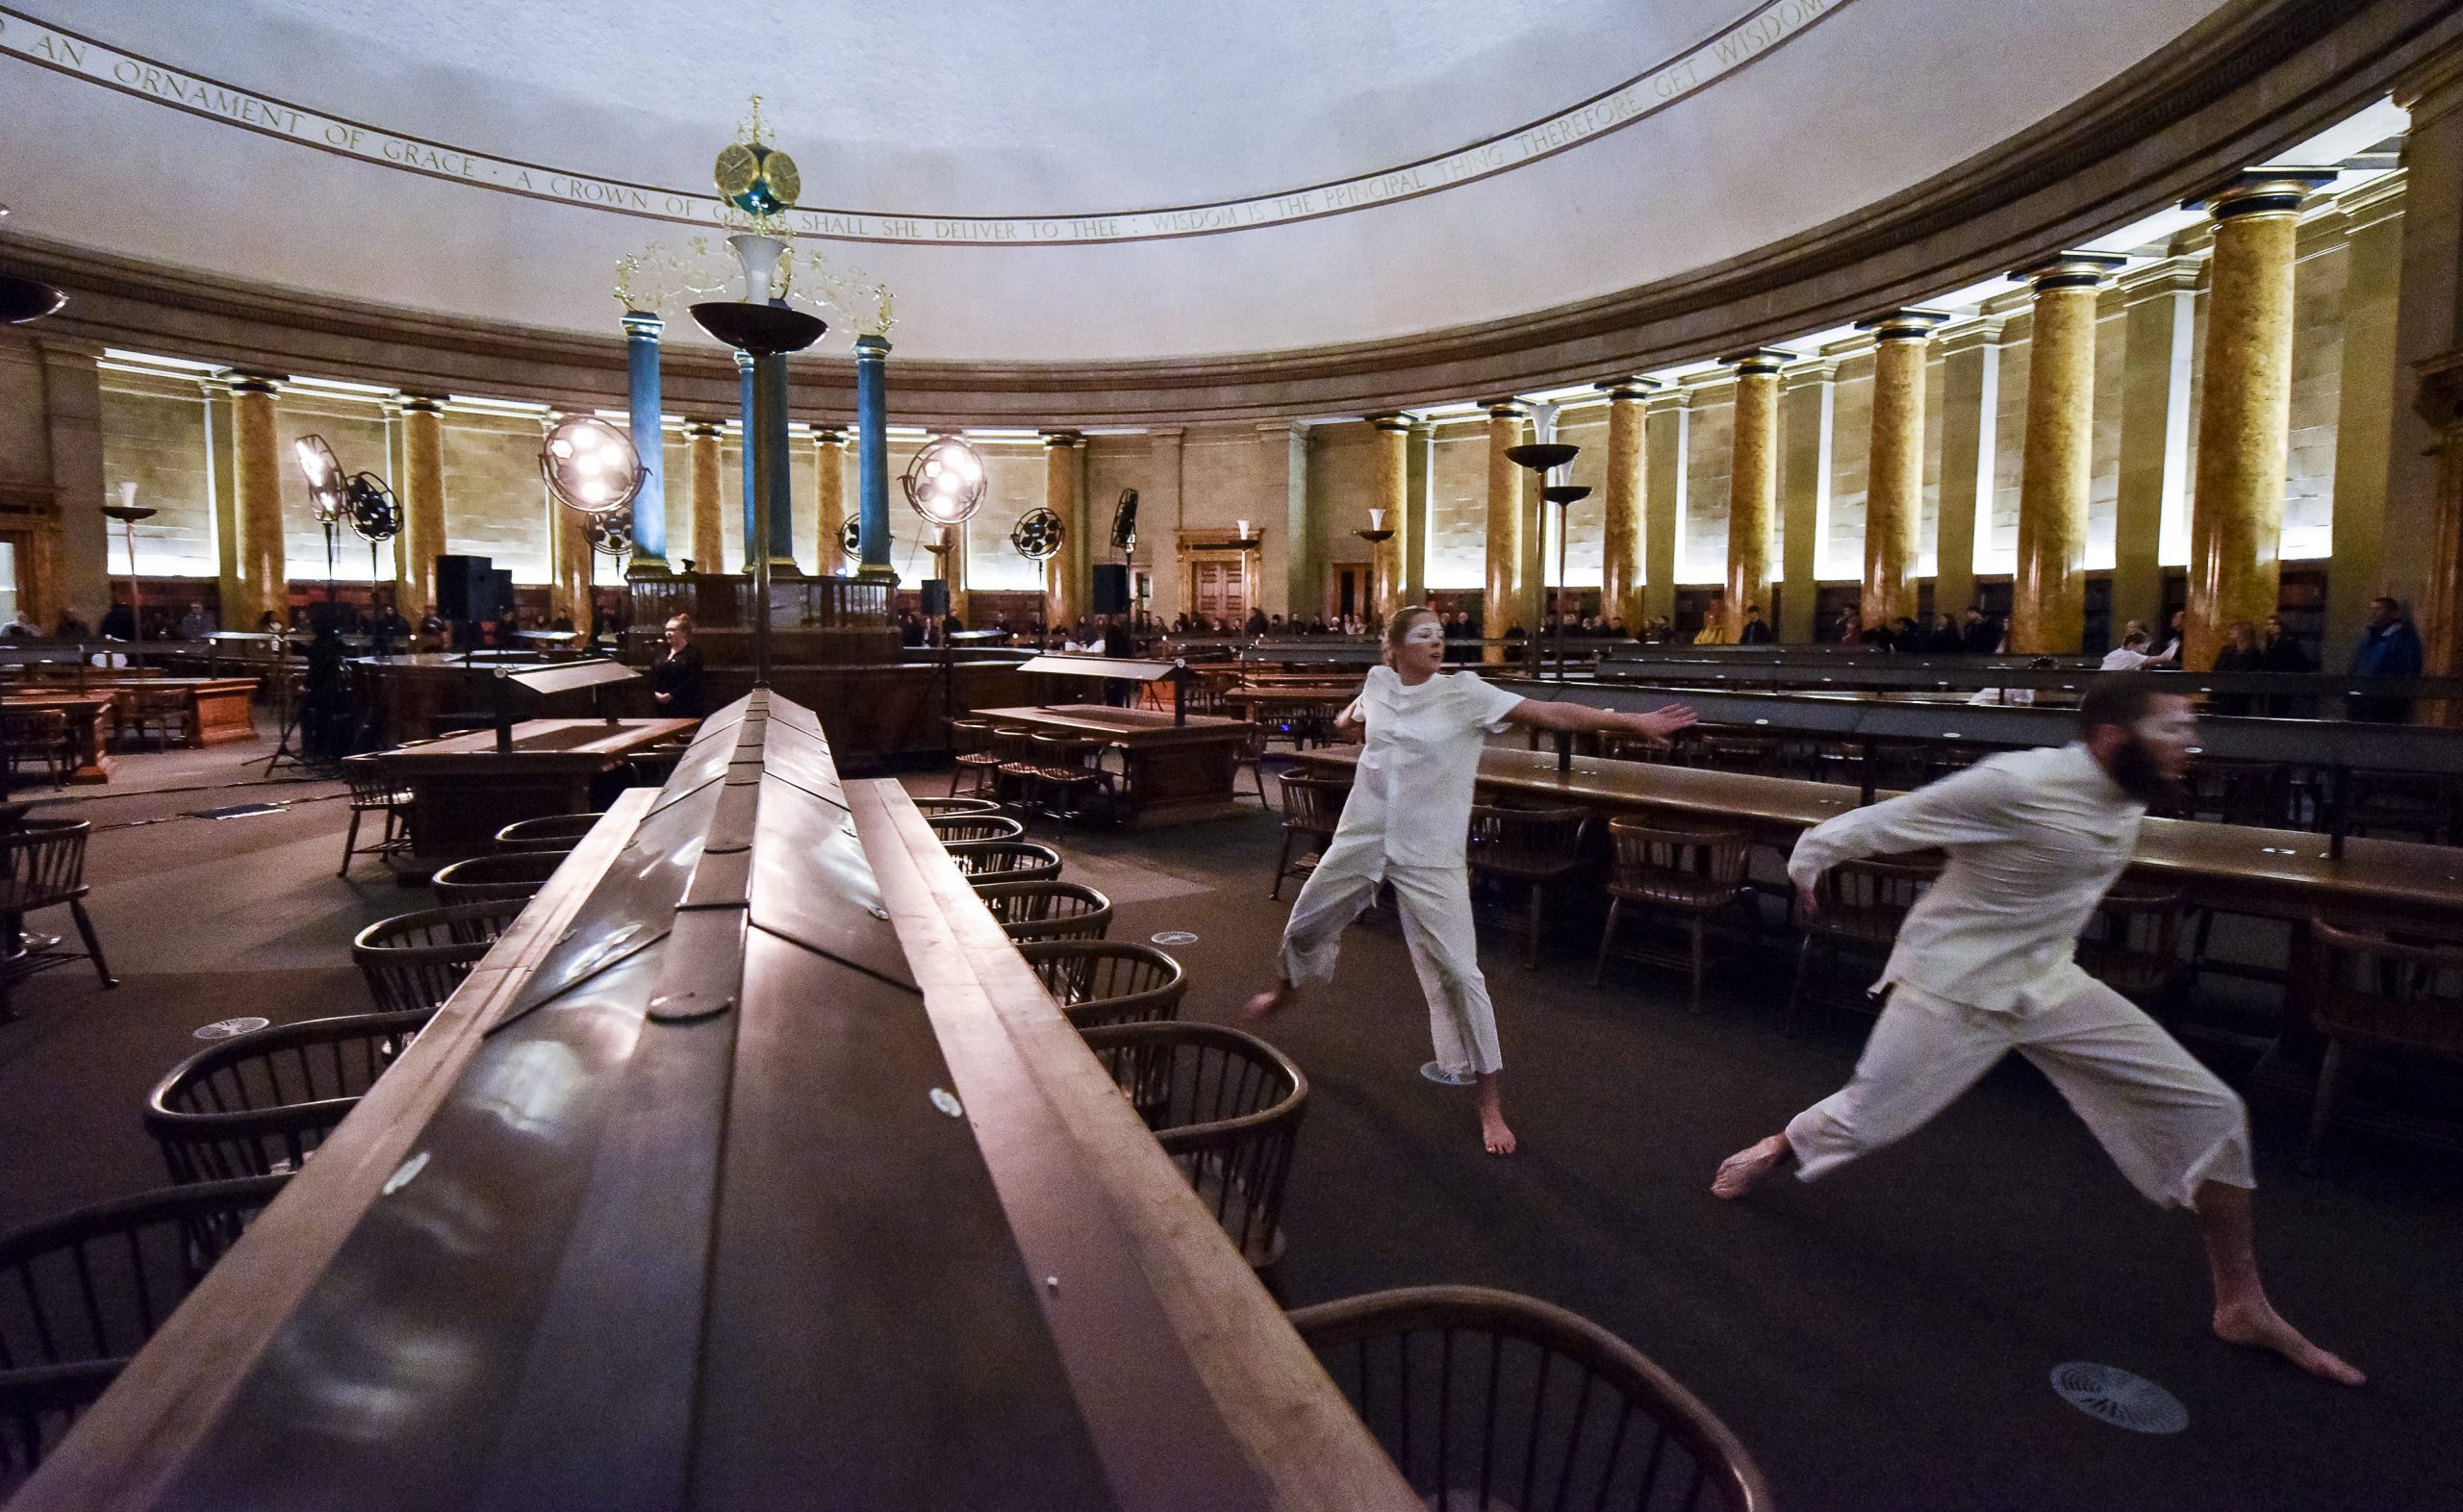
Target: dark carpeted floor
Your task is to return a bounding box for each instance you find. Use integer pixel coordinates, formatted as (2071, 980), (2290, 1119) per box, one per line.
(1, 743), (2454, 1510)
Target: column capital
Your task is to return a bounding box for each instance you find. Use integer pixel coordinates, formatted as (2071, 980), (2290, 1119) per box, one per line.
(394, 392), (448, 415)
(853, 333), (892, 358)
(1854, 308), (1951, 341)
(2012, 252), (2126, 292)
(1480, 397), (1531, 419)
(620, 310), (666, 339)
(2188, 167), (2339, 221)
(1040, 429), (1083, 449)
(1366, 412), (1414, 433)
(812, 425), (846, 446)
(1720, 348), (1793, 376)
(684, 418), (725, 440)
(1592, 376), (1659, 401)
(219, 370), (288, 396)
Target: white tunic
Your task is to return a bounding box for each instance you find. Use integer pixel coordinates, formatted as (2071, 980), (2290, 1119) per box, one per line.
(1785, 743), (2143, 1015)
(1335, 667), (1526, 869)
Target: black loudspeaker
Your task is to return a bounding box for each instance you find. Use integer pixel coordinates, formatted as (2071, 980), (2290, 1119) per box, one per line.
(435, 555), (492, 619)
(921, 579), (950, 617)
(1110, 489), (1139, 549)
(487, 569), (515, 620)
(1091, 564), (1130, 616)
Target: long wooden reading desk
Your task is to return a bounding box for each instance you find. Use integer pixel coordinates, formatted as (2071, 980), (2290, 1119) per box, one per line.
(976, 703), (1253, 825)
(367, 717), (699, 860)
(16, 693), (1417, 1510)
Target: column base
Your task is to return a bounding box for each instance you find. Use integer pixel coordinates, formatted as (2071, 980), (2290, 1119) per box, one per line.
(856, 565), (900, 585)
(624, 558), (674, 581)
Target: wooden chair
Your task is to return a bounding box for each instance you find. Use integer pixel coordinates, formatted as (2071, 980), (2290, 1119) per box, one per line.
(431, 850), (566, 908)
(988, 726), (1045, 813)
(350, 897), (525, 1016)
(1016, 939), (1186, 1029)
(1079, 1021), (1307, 1267)
(144, 1010), (434, 1183)
(1022, 734), (1117, 827)
(2341, 769), (2459, 845)
(1233, 719), (1274, 807)
(0, 1174), (290, 1485)
(974, 879), (1113, 943)
(1591, 819), (1754, 1010)
(1272, 772), (1349, 902)
(2, 708), (72, 788)
(1289, 1285), (1773, 1512)
(910, 795), (1002, 819)
(2077, 883), (2188, 1018)
(0, 819), (114, 1021)
(2171, 757), (2287, 830)
(493, 812), (605, 853)
(1696, 733), (1782, 777)
(946, 717), (1001, 797)
(338, 755), (414, 875)
(944, 839), (1064, 887)
(925, 812), (1028, 844)
(113, 686), (191, 752)
(2300, 918), (2463, 1172)
(1465, 803), (1592, 968)
(1785, 852), (1942, 1036)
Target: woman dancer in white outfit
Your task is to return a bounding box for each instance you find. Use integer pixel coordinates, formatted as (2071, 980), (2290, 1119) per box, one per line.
(1244, 606), (1696, 1154)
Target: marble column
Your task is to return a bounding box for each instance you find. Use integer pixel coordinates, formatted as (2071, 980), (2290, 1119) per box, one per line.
(735, 349), (757, 571)
(1369, 414), (1410, 620)
(814, 426), (847, 575)
(1724, 350), (1789, 642)
(621, 311), (669, 575)
(1482, 399), (1529, 662)
(1596, 378), (1653, 632)
(2113, 264), (2199, 641)
(1932, 317), (2003, 626)
(2012, 254), (2122, 654)
(1857, 310), (1948, 628)
(228, 372), (288, 630)
(1043, 430), (1084, 627)
(686, 420), (724, 575)
(2185, 171), (2332, 670)
(396, 393), (447, 617)
(1641, 389), (1687, 623)
(546, 417), (593, 627)
(853, 335), (894, 582)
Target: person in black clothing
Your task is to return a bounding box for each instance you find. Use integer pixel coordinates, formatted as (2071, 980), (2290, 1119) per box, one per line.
(1961, 607), (2001, 654)
(2209, 619), (2265, 717)
(1738, 603), (1773, 644)
(369, 599), (412, 656)
(302, 607), (351, 761)
(1928, 613), (1965, 653)
(2258, 613), (2311, 717)
(97, 595), (136, 641)
(1243, 607), (1270, 638)
(651, 615), (706, 719)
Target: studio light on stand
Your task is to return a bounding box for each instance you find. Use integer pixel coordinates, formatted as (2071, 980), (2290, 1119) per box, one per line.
(293, 434), (348, 606)
(101, 481), (155, 648)
(341, 473), (403, 633)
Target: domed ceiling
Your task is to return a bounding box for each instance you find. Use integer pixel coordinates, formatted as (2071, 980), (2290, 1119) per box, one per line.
(4, 0), (2236, 362)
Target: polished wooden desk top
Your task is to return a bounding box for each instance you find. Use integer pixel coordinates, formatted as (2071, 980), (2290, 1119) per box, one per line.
(977, 703), (1251, 742)
(1298, 744), (2463, 920)
(378, 718), (698, 765)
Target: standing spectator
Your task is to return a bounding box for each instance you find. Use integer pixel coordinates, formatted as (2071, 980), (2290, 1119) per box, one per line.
(2346, 595), (2423, 723)
(1960, 607), (2000, 654)
(2209, 620), (2265, 717)
(650, 615), (706, 718)
(1738, 604), (1773, 644)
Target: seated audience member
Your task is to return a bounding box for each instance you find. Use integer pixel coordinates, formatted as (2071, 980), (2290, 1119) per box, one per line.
(1738, 603), (1773, 644)
(2150, 607), (2187, 666)
(1961, 606), (2000, 653)
(1, 608), (38, 638)
(2209, 619), (2265, 717)
(1928, 612), (1965, 652)
(178, 601), (215, 640)
(55, 605), (92, 639)
(2100, 630), (2155, 671)
(97, 596), (136, 641)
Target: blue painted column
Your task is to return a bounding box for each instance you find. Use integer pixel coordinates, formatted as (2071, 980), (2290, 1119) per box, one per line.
(621, 311), (668, 575)
(854, 334), (894, 581)
(759, 352), (796, 569)
(736, 347), (757, 571)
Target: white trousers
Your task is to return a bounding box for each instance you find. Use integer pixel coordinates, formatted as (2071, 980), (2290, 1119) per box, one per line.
(1277, 833), (1504, 1076)
(1786, 979), (2254, 1209)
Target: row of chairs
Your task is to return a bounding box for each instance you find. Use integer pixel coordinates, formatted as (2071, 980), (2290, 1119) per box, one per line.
(934, 794), (1770, 1510)
(947, 719), (1120, 827)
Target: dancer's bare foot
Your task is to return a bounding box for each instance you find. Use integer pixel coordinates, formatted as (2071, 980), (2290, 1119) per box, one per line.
(1476, 1071), (1515, 1156)
(1711, 1134), (1793, 1198)
(2214, 1300), (2366, 1386)
(1239, 983), (1297, 1022)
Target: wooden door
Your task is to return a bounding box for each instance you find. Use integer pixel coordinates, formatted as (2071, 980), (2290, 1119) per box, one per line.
(1191, 559), (1246, 624)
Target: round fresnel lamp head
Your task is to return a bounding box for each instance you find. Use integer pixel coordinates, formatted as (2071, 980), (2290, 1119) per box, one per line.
(1010, 507), (1064, 562)
(342, 473), (402, 543)
(588, 505), (635, 561)
(293, 435), (345, 522)
(539, 415), (645, 516)
(841, 517), (863, 563)
(902, 434), (988, 527)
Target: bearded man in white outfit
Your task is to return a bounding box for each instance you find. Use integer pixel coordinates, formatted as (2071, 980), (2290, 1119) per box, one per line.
(1245, 606), (1696, 1154)
(1713, 674), (2361, 1385)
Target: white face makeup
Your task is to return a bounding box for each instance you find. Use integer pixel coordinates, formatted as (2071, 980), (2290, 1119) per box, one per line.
(1402, 619), (1446, 647)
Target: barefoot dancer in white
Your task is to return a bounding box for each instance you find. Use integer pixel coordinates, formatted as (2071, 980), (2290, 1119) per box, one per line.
(1244, 606), (1696, 1154)
(1713, 675), (2361, 1385)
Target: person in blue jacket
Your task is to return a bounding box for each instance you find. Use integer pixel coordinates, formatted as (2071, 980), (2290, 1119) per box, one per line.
(2345, 595), (2423, 723)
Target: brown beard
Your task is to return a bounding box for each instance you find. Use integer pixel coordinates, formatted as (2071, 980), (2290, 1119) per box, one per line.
(2107, 737), (2182, 807)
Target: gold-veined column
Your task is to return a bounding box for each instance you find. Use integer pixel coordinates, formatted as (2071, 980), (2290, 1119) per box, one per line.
(1723, 350), (1788, 642)
(226, 372), (288, 630)
(1369, 414), (1410, 621)
(2185, 171), (2333, 669)
(1596, 377), (1654, 632)
(546, 416), (593, 627)
(814, 426), (847, 575)
(1856, 311), (1947, 629)
(1481, 399), (1529, 663)
(2012, 254), (2122, 654)
(686, 420), (724, 575)
(1044, 431), (1084, 628)
(396, 393), (447, 616)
